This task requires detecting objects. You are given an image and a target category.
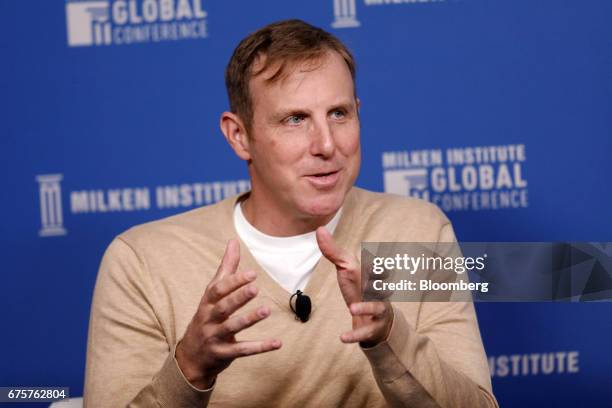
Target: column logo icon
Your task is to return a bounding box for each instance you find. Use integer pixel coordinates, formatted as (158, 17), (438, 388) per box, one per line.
(332, 0), (360, 29)
(66, 0), (111, 47)
(37, 174), (67, 237)
(384, 169), (429, 200)
(66, 1), (111, 47)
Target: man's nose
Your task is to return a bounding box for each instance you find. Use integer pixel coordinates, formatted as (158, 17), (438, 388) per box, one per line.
(309, 116), (336, 158)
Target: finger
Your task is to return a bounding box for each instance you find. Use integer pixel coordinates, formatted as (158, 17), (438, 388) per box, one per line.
(216, 306), (271, 338)
(214, 239), (241, 281)
(218, 339), (282, 359)
(316, 227), (363, 306)
(316, 227), (354, 269)
(210, 282), (259, 321)
(206, 270), (257, 304)
(340, 324), (383, 344)
(350, 302), (388, 318)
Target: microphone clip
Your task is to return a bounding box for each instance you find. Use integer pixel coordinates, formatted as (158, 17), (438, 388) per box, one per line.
(290, 290), (311, 323)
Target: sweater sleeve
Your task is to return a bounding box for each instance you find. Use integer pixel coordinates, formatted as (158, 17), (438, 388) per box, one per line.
(361, 223), (499, 408)
(84, 237), (213, 408)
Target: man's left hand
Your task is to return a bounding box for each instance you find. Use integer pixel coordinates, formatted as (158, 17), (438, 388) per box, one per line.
(316, 227), (394, 348)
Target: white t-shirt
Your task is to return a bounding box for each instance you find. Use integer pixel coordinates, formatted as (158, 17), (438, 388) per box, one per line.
(233, 203), (342, 294)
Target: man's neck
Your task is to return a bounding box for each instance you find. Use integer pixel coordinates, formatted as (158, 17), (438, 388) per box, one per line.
(240, 194), (337, 237)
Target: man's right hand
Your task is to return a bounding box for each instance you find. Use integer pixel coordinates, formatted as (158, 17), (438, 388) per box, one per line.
(175, 239), (282, 390)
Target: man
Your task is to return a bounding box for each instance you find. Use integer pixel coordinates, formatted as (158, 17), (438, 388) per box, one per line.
(84, 20), (497, 407)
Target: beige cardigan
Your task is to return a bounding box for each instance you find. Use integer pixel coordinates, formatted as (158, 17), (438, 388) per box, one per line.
(84, 187), (498, 407)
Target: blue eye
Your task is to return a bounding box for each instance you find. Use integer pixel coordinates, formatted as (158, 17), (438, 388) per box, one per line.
(331, 110), (346, 119)
(286, 115), (304, 125)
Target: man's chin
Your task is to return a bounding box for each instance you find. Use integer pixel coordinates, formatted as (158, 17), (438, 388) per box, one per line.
(299, 191), (346, 219)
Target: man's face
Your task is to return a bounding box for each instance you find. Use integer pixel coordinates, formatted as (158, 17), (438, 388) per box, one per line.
(245, 51), (361, 220)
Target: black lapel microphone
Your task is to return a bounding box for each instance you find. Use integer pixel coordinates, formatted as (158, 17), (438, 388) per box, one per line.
(289, 290), (312, 322)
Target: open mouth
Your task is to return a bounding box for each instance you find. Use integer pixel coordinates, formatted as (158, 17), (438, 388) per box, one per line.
(311, 170), (339, 177)
(304, 169), (342, 188)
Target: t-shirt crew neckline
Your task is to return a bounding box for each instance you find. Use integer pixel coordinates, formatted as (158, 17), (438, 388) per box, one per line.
(233, 202), (342, 293)
(224, 190), (358, 314)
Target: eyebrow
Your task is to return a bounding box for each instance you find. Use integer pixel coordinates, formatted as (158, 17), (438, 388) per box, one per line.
(328, 100), (356, 112)
(270, 100), (356, 122)
(269, 109), (310, 124)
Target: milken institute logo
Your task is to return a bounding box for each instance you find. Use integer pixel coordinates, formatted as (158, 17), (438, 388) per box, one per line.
(66, 0), (208, 47)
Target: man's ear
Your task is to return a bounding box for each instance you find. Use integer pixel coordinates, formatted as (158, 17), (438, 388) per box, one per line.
(220, 111), (251, 161)
(356, 97), (361, 111)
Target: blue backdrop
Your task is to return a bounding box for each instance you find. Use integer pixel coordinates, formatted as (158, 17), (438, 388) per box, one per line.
(1, 1), (611, 407)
